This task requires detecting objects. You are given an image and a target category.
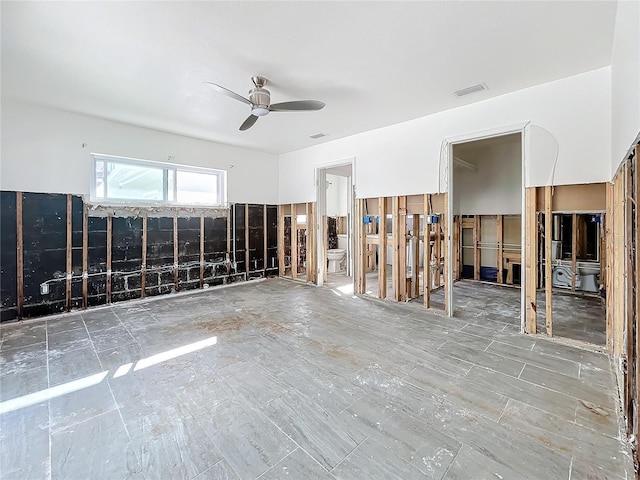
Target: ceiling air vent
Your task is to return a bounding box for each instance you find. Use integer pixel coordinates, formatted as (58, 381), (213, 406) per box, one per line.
(454, 83), (487, 97)
(309, 133), (327, 139)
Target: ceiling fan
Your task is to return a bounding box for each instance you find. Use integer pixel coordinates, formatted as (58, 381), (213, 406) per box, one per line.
(206, 76), (325, 131)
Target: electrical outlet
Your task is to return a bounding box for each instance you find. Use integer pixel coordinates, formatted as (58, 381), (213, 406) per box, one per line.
(40, 283), (49, 295)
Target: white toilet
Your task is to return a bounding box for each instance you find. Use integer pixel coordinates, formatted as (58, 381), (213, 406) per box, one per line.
(578, 263), (600, 292)
(327, 248), (346, 273)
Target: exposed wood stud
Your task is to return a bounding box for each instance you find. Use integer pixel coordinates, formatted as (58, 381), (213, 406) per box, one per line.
(322, 213), (328, 283)
(199, 215), (205, 288)
(226, 208), (231, 268)
(141, 215), (148, 298)
(357, 199), (367, 294)
(106, 213), (112, 304)
(424, 194), (431, 309)
(544, 186), (553, 336)
(245, 203), (250, 276)
(453, 215), (461, 281)
(398, 196), (407, 302)
(473, 215), (480, 281)
(306, 203), (312, 283)
(525, 187), (537, 334)
(605, 181), (614, 352)
(412, 214), (420, 298)
(634, 146), (640, 449)
(392, 196), (399, 301)
(571, 212), (577, 292)
(443, 193), (450, 315)
(82, 203), (88, 309)
(277, 205), (285, 276)
(291, 204), (298, 279)
(16, 192), (24, 319)
(497, 215), (504, 284)
(173, 214), (179, 291)
(263, 204), (268, 274)
(308, 202), (317, 284)
(66, 194), (72, 312)
(378, 197), (387, 299)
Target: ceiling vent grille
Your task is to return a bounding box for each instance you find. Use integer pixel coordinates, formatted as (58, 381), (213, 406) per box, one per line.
(454, 83), (487, 97)
(309, 133), (327, 139)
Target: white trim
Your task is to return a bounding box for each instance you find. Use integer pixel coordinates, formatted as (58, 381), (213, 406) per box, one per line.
(315, 158), (356, 287)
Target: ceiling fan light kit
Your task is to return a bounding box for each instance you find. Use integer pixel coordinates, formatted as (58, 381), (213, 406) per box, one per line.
(206, 76), (325, 131)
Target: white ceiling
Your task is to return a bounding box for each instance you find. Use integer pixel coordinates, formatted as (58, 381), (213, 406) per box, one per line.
(1, 1), (617, 155)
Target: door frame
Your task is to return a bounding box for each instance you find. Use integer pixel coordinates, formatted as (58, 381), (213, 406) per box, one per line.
(315, 157), (356, 287)
(442, 122), (530, 328)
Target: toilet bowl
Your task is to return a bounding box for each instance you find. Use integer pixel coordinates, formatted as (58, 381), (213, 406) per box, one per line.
(552, 265), (581, 289)
(327, 248), (346, 273)
(578, 264), (600, 292)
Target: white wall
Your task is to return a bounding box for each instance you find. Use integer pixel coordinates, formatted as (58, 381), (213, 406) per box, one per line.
(279, 68), (611, 203)
(611, 0), (640, 175)
(453, 141), (522, 215)
(0, 100), (279, 204)
(325, 174), (348, 217)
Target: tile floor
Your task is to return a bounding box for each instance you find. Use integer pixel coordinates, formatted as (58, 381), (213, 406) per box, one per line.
(0, 278), (633, 479)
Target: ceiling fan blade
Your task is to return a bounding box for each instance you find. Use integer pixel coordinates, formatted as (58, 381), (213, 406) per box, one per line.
(269, 100), (325, 112)
(239, 114), (258, 131)
(205, 82), (252, 106)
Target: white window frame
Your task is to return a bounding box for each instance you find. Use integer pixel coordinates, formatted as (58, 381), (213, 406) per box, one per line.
(90, 153), (227, 207)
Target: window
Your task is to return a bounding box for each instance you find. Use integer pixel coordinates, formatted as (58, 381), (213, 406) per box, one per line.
(91, 154), (226, 206)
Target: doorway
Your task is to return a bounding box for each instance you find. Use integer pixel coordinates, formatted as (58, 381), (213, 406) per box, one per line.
(316, 162), (354, 288)
(447, 132), (525, 325)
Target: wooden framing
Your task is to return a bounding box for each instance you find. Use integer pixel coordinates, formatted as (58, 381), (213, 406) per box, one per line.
(613, 167), (626, 358)
(226, 208), (231, 269)
(635, 146), (640, 455)
(434, 217), (441, 288)
(355, 199), (367, 294)
(277, 205), (285, 276)
(378, 197), (387, 299)
(199, 215), (204, 288)
(497, 215), (503, 284)
(82, 203), (88, 309)
(442, 193), (449, 315)
(571, 212), (577, 292)
(453, 215), (461, 281)
(606, 182), (614, 352)
(16, 192), (23, 318)
(141, 214), (148, 298)
(473, 214), (480, 281)
(173, 214), (179, 290)
(412, 213), (420, 298)
(544, 186), (553, 336)
(106, 213), (112, 304)
(263, 205), (268, 274)
(291, 204), (298, 279)
(65, 194), (72, 312)
(395, 196), (408, 301)
(306, 202), (316, 284)
(525, 187), (537, 334)
(424, 194), (431, 308)
(245, 204), (250, 275)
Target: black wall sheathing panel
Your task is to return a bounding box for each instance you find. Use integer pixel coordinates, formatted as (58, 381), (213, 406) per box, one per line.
(203, 216), (228, 280)
(0, 192), (18, 321)
(145, 216), (174, 297)
(70, 195), (84, 307)
(266, 206), (278, 272)
(233, 204), (246, 274)
(22, 193), (67, 317)
(1, 192), (278, 322)
(111, 217), (143, 302)
(177, 217), (201, 290)
(87, 216), (107, 306)
(248, 205), (264, 273)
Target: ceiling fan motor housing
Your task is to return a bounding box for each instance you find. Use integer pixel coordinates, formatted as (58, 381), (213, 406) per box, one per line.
(249, 87), (270, 116)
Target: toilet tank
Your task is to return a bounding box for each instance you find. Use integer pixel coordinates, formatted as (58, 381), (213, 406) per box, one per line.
(337, 234), (348, 250)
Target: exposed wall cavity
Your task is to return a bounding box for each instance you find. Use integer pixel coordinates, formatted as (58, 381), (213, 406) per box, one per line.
(0, 191), (278, 322)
